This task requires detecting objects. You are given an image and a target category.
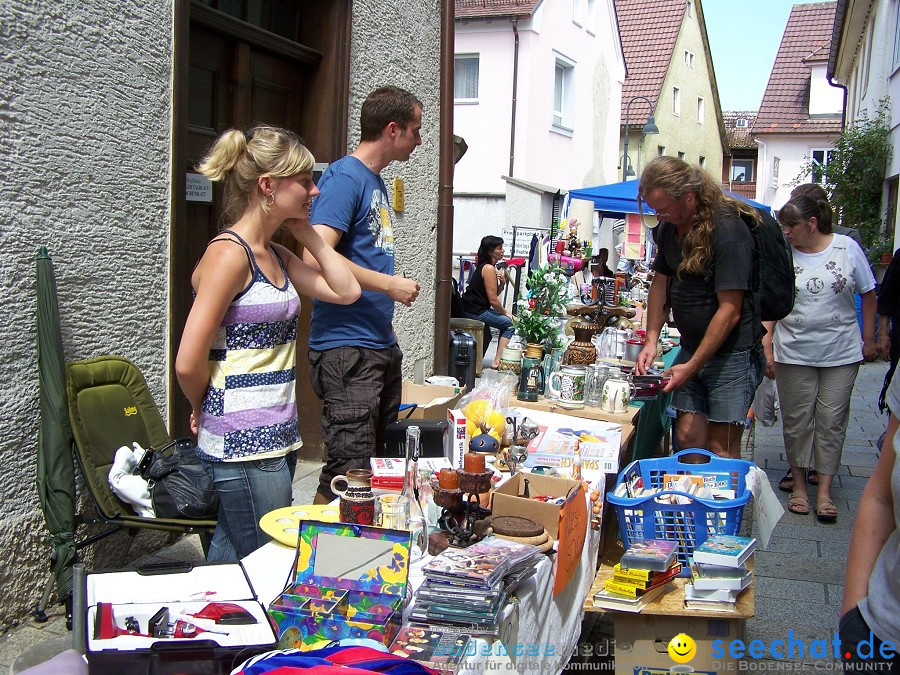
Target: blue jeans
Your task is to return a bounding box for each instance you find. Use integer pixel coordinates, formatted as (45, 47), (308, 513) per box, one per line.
(201, 452), (296, 561)
(672, 346), (763, 424)
(465, 308), (514, 340)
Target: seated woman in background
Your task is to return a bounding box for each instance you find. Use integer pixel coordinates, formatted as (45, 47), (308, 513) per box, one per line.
(462, 235), (514, 369)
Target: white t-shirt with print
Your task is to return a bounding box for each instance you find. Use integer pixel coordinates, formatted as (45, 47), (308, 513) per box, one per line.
(774, 234), (875, 367)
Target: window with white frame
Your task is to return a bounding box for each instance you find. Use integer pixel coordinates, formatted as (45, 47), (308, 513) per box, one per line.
(731, 159), (753, 182)
(697, 96), (705, 123)
(585, 0), (596, 32)
(677, 151), (685, 160)
(552, 54), (576, 130)
(672, 87), (681, 115)
(658, 145), (666, 156)
(454, 55), (479, 102)
(893, 0), (900, 68)
(687, 0), (693, 17)
(699, 156), (706, 168)
(684, 50), (694, 68)
(811, 148), (835, 184)
(735, 118), (748, 128)
(772, 157), (780, 187)
(573, 0), (584, 25)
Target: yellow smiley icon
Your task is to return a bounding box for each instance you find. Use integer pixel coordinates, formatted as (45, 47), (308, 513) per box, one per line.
(667, 632), (697, 663)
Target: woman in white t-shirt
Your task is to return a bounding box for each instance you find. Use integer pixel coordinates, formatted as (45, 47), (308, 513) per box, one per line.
(762, 195), (876, 522)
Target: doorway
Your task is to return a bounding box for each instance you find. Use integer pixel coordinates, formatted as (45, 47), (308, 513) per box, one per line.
(170, 0), (351, 457)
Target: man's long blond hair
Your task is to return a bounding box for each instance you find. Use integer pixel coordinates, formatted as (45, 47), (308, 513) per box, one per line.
(639, 156), (759, 276)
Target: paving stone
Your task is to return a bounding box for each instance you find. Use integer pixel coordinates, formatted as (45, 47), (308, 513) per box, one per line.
(754, 576), (826, 603)
(839, 451), (879, 467)
(825, 584), (844, 607)
(744, 620), (841, 666)
(758, 534), (819, 556)
(848, 465), (876, 477)
(153, 535), (205, 562)
(755, 595), (842, 627)
(754, 551), (846, 585)
(819, 539), (850, 561)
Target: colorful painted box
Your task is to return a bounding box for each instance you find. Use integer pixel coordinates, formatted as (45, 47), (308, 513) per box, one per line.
(267, 520), (411, 651)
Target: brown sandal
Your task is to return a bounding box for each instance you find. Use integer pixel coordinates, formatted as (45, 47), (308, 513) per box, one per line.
(788, 494), (810, 515)
(816, 499), (837, 523)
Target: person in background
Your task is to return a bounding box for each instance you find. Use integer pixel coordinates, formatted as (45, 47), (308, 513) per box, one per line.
(590, 248), (615, 278)
(791, 182), (863, 249)
(840, 367), (900, 671)
(774, 184), (866, 493)
(764, 195), (876, 522)
(635, 156), (763, 459)
(175, 126), (360, 560)
(877, 248), (900, 412)
(462, 235), (514, 369)
(305, 86), (422, 504)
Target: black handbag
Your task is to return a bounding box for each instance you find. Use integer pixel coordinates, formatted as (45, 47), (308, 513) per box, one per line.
(138, 439), (219, 520)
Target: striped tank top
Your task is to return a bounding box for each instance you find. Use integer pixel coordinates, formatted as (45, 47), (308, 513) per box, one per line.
(196, 231), (302, 461)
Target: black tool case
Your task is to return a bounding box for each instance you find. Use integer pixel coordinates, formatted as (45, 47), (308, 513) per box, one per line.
(85, 560), (276, 674)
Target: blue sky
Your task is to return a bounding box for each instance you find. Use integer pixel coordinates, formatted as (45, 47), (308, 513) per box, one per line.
(704, 0), (824, 112)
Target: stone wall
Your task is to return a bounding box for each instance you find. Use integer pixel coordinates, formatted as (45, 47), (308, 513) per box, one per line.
(348, 0), (441, 377)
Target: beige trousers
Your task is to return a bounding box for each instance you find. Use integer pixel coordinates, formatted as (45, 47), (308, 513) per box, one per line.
(773, 362), (859, 475)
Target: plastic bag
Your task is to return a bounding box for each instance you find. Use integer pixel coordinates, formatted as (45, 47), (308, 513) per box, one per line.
(752, 376), (777, 427)
(456, 370), (517, 442)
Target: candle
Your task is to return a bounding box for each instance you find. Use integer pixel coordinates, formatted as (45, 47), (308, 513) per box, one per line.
(438, 468), (460, 489)
(463, 452), (485, 473)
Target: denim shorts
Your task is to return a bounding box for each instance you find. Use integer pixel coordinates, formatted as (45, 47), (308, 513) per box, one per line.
(671, 346), (763, 424)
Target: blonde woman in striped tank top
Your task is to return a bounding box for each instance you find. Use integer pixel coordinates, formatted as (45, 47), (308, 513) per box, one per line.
(176, 126), (360, 561)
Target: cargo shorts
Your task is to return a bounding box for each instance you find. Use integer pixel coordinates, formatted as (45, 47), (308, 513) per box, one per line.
(309, 345), (402, 500)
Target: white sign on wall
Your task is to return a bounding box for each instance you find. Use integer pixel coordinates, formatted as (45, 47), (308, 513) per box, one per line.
(186, 173), (213, 203)
(501, 226), (547, 258)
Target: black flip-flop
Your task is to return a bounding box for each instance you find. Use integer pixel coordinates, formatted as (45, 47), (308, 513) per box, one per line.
(807, 469), (819, 485)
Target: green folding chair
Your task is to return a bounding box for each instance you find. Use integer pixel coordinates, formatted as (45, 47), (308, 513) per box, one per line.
(66, 355), (215, 566)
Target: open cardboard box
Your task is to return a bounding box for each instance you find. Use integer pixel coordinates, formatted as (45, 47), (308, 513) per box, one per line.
(491, 473), (587, 595)
(401, 381), (465, 421)
(615, 613), (746, 673)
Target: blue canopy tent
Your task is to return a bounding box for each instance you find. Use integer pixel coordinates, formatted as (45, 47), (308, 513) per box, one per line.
(567, 179), (769, 217)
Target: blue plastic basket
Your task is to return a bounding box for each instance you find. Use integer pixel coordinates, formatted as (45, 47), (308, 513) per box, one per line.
(607, 449), (754, 576)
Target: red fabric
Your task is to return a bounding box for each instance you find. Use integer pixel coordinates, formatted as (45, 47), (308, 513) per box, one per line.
(263, 668), (381, 675)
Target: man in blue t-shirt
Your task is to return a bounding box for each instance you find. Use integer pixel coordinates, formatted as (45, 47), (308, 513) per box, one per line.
(305, 86), (422, 503)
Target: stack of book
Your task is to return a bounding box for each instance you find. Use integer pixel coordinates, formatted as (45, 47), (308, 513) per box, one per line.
(592, 538), (679, 612)
(684, 534), (757, 613)
(409, 537), (543, 635)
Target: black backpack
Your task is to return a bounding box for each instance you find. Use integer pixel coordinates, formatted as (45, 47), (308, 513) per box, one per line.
(138, 439), (219, 519)
(450, 278), (465, 319)
(743, 208), (795, 322)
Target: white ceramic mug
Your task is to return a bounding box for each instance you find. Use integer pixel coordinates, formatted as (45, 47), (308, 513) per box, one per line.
(601, 377), (634, 414)
(547, 365), (587, 408)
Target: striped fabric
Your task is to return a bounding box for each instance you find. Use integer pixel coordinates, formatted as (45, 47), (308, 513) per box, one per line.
(197, 237), (302, 461)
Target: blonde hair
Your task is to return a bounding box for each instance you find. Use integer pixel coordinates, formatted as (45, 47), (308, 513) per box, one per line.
(196, 125), (315, 225)
(639, 156), (758, 277)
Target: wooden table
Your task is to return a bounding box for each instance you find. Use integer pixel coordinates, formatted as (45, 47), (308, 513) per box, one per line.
(583, 558), (754, 671)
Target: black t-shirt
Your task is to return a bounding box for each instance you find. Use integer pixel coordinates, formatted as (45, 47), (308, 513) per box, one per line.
(652, 208), (757, 354)
(462, 263), (491, 315)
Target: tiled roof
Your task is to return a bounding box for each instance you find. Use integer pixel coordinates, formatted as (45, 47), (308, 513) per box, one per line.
(455, 0), (541, 19)
(722, 111), (758, 149)
(753, 2), (842, 135)
(615, 0), (686, 126)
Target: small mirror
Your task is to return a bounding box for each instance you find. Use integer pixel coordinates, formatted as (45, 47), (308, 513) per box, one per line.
(312, 533), (396, 581)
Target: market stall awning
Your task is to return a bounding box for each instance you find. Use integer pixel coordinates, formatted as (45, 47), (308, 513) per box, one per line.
(567, 179), (769, 217)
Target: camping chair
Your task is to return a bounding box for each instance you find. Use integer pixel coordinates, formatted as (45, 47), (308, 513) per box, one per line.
(66, 355), (215, 567)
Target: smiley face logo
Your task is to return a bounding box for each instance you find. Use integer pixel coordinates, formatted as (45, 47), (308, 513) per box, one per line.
(667, 632), (696, 663)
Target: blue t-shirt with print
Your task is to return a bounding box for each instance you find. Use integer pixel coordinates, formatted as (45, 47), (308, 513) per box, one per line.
(309, 156), (397, 350)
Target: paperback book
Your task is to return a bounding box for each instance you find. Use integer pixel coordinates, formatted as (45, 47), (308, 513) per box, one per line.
(609, 563), (682, 592)
(591, 583), (672, 613)
(388, 624), (473, 673)
(620, 538), (678, 572)
(692, 535), (757, 568)
(689, 559), (753, 592)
